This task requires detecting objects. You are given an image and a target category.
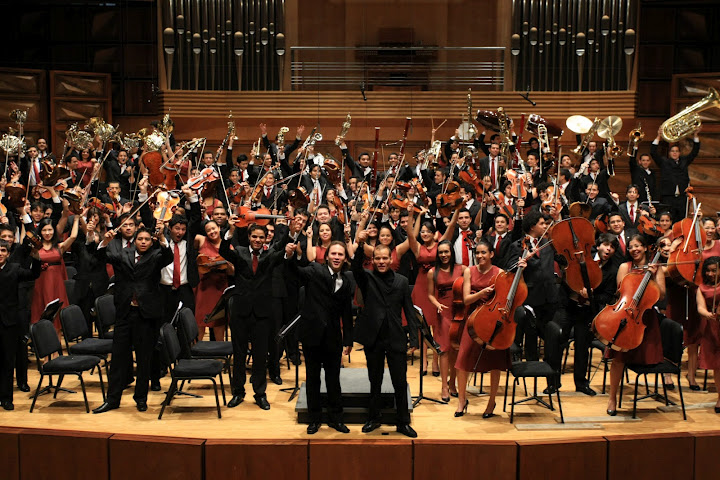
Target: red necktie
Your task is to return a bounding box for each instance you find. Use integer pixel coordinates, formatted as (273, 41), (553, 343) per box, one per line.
(252, 252), (259, 274)
(490, 158), (496, 190)
(71, 171), (76, 183)
(265, 187), (271, 197)
(494, 235), (501, 250)
(618, 235), (626, 254)
(461, 231), (470, 266)
(629, 204), (635, 223)
(172, 242), (181, 288)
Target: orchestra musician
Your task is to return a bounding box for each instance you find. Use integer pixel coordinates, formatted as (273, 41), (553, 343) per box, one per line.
(696, 256), (720, 413)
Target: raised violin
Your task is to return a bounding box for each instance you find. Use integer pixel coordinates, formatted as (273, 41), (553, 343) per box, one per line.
(592, 250), (663, 352)
(232, 205), (287, 228)
(458, 166), (484, 197)
(197, 253), (229, 275)
(153, 190), (181, 222)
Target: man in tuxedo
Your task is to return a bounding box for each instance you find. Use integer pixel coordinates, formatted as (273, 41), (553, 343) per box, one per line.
(451, 209), (478, 267)
(36, 138), (55, 162)
(382, 153), (412, 182)
(579, 183), (611, 222)
(478, 142), (505, 192)
(650, 128), (701, 222)
(0, 240), (40, 410)
(101, 181), (131, 213)
(607, 212), (637, 261)
(220, 223), (288, 410)
(260, 123), (303, 168)
(286, 241), (355, 434)
(617, 184), (646, 229)
(103, 150), (134, 200)
(351, 240), (419, 438)
(92, 226), (174, 413)
(340, 144), (372, 184)
(486, 213), (521, 268)
(628, 153), (657, 204)
(259, 173), (286, 210)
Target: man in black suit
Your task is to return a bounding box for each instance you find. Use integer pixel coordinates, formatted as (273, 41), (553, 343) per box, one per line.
(478, 142), (505, 192)
(650, 127), (701, 222)
(606, 212), (637, 262)
(351, 239), (419, 438)
(628, 153), (658, 204)
(577, 183), (612, 222)
(339, 143), (372, 184)
(0, 240), (40, 410)
(616, 184), (646, 229)
(92, 226), (174, 413)
(100, 181), (131, 212)
(220, 223), (288, 410)
(286, 241), (355, 434)
(103, 150), (134, 200)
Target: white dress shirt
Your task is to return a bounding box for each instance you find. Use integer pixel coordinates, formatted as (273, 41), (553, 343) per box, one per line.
(160, 238), (188, 286)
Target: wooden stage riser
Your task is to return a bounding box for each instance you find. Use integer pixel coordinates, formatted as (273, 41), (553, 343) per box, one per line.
(1, 428), (716, 480)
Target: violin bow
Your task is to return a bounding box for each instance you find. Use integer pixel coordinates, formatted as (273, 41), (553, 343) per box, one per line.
(109, 186), (162, 235)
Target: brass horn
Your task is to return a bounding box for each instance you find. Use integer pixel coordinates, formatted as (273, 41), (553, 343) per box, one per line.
(660, 87), (720, 142)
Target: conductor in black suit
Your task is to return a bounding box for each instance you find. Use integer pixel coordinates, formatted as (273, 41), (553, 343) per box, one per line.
(0, 241), (40, 411)
(286, 241), (355, 434)
(220, 223), (288, 410)
(351, 236), (419, 438)
(92, 226), (174, 413)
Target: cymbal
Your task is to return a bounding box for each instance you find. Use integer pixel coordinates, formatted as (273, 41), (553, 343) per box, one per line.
(566, 115), (593, 134)
(597, 115), (623, 138)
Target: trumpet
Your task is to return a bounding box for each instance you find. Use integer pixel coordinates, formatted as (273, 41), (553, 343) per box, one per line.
(335, 113), (351, 146)
(627, 123), (644, 155)
(161, 112), (174, 136)
(421, 140), (442, 169)
(661, 87), (720, 142)
(276, 126), (290, 151)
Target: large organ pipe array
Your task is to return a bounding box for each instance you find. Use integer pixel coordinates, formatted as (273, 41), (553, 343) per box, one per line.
(161, 0), (285, 91)
(511, 0), (637, 92)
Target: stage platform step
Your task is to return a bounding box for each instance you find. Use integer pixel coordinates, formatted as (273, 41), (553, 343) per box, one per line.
(295, 368), (412, 424)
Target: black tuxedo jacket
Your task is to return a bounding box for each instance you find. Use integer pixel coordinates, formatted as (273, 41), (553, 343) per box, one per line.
(611, 227), (639, 263)
(650, 140), (700, 197)
(505, 237), (559, 307)
(628, 153), (658, 203)
(341, 147), (372, 183)
(0, 260), (41, 327)
(219, 240), (287, 319)
(478, 155), (506, 188)
(617, 201), (642, 229)
(350, 249), (418, 352)
(95, 243), (174, 321)
(291, 261), (355, 349)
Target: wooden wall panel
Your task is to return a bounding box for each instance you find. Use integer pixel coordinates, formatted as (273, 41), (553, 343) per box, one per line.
(606, 433), (693, 480)
(109, 434), (204, 480)
(517, 438), (606, 480)
(0, 427), (21, 480)
(19, 428), (111, 480)
(692, 431), (720, 480)
(309, 440), (412, 480)
(205, 439), (308, 480)
(0, 67), (48, 147)
(413, 440), (516, 480)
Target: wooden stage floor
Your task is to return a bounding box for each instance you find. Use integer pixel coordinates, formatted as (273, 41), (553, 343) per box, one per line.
(3, 345), (719, 442)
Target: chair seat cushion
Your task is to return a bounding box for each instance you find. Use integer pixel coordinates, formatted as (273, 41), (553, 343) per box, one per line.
(191, 341), (233, 357)
(43, 355), (101, 373)
(627, 360), (679, 375)
(511, 361), (555, 377)
(68, 338), (113, 356)
(174, 359), (224, 377)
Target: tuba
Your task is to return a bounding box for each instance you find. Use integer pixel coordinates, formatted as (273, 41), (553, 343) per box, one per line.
(660, 87), (720, 142)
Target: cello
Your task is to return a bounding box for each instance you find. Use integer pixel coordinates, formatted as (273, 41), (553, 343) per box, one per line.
(592, 250), (663, 352)
(550, 217), (602, 297)
(449, 276), (466, 350)
(667, 192), (705, 286)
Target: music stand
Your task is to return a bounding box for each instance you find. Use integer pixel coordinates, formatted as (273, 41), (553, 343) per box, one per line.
(412, 306), (447, 407)
(276, 314), (302, 401)
(35, 300), (73, 396)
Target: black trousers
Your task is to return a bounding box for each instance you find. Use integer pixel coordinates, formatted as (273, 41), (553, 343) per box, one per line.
(15, 281), (34, 386)
(230, 313), (269, 398)
(153, 284), (196, 382)
(514, 303), (556, 361)
(0, 323), (20, 403)
(304, 337), (343, 423)
(106, 307), (159, 405)
(364, 342), (410, 425)
(267, 298), (285, 377)
(662, 194), (686, 224)
(551, 301), (592, 387)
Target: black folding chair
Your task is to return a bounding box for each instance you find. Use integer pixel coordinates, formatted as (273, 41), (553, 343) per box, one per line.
(176, 307), (233, 382)
(94, 294), (115, 340)
(59, 305), (112, 384)
(158, 323), (226, 419)
(29, 319), (104, 413)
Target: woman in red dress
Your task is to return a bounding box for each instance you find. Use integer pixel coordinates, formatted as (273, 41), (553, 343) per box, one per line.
(193, 220), (234, 341)
(76, 148), (96, 188)
(606, 235), (665, 416)
(455, 239), (510, 418)
(407, 206), (459, 375)
(306, 222), (333, 264)
(427, 240), (465, 401)
(30, 215), (80, 329)
(696, 256), (720, 412)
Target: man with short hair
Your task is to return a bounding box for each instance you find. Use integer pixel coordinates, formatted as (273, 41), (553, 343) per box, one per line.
(651, 127), (701, 222)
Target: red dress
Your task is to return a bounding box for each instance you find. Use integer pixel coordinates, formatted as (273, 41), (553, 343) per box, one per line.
(76, 160), (94, 187)
(665, 278), (703, 345)
(455, 265), (511, 372)
(702, 241), (720, 261)
(610, 262), (663, 365)
(194, 240), (229, 329)
(431, 265), (465, 353)
(314, 245), (327, 264)
(699, 283), (720, 370)
(31, 247), (69, 328)
(412, 244), (438, 325)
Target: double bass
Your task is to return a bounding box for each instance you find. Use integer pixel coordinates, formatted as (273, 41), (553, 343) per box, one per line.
(550, 217), (602, 298)
(449, 277), (466, 349)
(668, 192), (705, 286)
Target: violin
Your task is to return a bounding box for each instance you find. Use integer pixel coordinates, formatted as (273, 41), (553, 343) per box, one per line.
(411, 178), (428, 205)
(288, 187), (310, 210)
(24, 230), (42, 249)
(88, 197), (116, 217)
(5, 182), (26, 209)
(389, 194), (422, 214)
(449, 276), (466, 350)
(637, 214), (662, 238)
(467, 262), (525, 350)
(667, 194), (705, 286)
(436, 181), (463, 217)
(197, 253), (229, 275)
(250, 173), (272, 204)
(330, 194), (346, 224)
(493, 192), (514, 219)
(187, 167), (220, 194)
(40, 160), (70, 188)
(458, 166), (484, 197)
(550, 218), (602, 297)
(594, 212), (609, 233)
(592, 250), (663, 351)
(226, 183), (245, 205)
(505, 169), (528, 200)
(541, 184), (562, 213)
(62, 186), (84, 215)
(232, 205), (286, 228)
(153, 190), (181, 222)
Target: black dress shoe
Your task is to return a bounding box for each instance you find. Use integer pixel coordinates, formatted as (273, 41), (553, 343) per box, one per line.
(576, 385), (597, 396)
(93, 402), (119, 414)
(362, 419), (381, 433)
(150, 381), (161, 392)
(270, 375), (283, 385)
(17, 383), (30, 393)
(450, 391), (459, 398)
(432, 370), (440, 377)
(255, 396), (271, 410)
(136, 402), (148, 412)
(607, 409), (617, 416)
(328, 422), (350, 433)
(715, 406), (720, 414)
(543, 384), (561, 395)
(307, 422), (321, 434)
(2, 401), (14, 411)
(396, 424), (417, 438)
(227, 395), (245, 408)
